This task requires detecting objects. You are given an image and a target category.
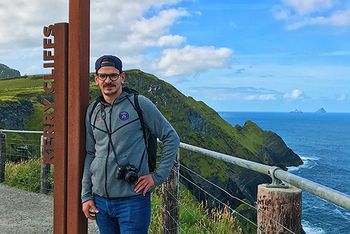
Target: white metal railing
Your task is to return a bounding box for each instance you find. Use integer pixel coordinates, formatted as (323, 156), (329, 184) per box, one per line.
(0, 129), (43, 134)
(1, 128), (349, 211)
(179, 142), (350, 211)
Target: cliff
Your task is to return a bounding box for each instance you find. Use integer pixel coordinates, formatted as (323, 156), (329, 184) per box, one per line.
(0, 70), (303, 216)
(125, 70), (303, 208)
(0, 63), (21, 79)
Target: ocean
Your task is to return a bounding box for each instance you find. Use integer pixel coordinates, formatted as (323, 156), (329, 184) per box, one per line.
(219, 112), (350, 234)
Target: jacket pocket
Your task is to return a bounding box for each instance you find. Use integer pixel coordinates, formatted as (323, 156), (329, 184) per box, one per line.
(89, 157), (99, 174)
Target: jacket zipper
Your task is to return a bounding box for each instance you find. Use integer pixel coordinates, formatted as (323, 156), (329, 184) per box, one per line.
(105, 143), (110, 199)
(102, 104), (111, 199)
(104, 103), (116, 199)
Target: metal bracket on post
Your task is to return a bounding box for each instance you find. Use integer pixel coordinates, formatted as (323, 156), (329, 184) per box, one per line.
(266, 166), (289, 188)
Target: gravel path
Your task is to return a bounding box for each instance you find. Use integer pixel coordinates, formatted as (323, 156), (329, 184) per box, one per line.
(0, 184), (99, 234)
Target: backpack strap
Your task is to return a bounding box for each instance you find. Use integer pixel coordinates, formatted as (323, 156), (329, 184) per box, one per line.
(133, 94), (148, 148)
(88, 95), (104, 123)
(133, 94), (157, 172)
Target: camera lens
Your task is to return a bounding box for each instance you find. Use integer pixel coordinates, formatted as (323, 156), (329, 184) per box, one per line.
(125, 171), (139, 184)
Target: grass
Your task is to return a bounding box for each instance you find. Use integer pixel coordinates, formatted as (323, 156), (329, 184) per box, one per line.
(151, 186), (244, 233)
(4, 158), (52, 193)
(0, 75), (43, 101)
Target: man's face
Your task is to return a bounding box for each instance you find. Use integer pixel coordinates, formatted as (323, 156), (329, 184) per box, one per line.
(94, 66), (125, 98)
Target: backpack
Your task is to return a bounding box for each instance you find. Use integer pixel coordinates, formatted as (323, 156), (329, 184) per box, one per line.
(89, 87), (158, 172)
(131, 90), (158, 172)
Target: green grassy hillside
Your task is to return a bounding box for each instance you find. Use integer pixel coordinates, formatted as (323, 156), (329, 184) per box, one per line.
(0, 63), (21, 79)
(0, 70), (303, 233)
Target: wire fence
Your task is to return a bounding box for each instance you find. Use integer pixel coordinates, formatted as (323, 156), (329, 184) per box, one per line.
(0, 131), (55, 194)
(2, 130), (348, 233)
(176, 165), (295, 234)
(0, 131), (297, 233)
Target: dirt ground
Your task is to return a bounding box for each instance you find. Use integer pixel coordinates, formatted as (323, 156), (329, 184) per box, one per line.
(0, 183), (99, 234)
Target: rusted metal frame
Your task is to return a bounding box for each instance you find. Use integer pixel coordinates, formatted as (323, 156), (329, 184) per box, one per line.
(67, 0), (90, 233)
(53, 23), (69, 234)
(43, 22), (69, 234)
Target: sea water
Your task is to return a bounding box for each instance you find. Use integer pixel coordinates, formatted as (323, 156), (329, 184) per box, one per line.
(219, 112), (350, 234)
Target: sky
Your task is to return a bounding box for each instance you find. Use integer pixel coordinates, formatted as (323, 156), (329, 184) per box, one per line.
(0, 0), (349, 112)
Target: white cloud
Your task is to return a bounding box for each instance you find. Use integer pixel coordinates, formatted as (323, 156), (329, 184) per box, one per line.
(1, 0), (234, 77)
(157, 35), (186, 47)
(283, 89), (306, 100)
(282, 0), (333, 15)
(246, 94), (277, 101)
(117, 8), (188, 52)
(320, 50), (350, 57)
(273, 0), (350, 30)
(0, 0), (193, 74)
(286, 10), (350, 30)
(155, 45), (232, 77)
(190, 87), (281, 102)
(336, 93), (349, 101)
(273, 8), (292, 20)
(0, 0), (68, 47)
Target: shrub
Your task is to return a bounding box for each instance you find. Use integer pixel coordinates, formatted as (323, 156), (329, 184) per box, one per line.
(4, 158), (53, 193)
(149, 186), (243, 234)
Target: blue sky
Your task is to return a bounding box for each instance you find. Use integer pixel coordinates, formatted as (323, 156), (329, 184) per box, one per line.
(0, 0), (349, 112)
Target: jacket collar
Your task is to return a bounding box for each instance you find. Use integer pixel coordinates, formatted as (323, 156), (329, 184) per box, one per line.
(97, 90), (131, 107)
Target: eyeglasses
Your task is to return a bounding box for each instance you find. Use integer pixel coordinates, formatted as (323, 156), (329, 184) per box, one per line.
(97, 73), (120, 81)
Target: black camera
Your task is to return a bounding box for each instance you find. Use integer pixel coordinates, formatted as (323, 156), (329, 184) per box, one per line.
(116, 164), (139, 184)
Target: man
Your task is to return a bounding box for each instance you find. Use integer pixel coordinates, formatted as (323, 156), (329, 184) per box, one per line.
(81, 55), (180, 233)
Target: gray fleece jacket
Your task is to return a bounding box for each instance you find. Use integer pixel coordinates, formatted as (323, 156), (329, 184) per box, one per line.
(81, 90), (180, 203)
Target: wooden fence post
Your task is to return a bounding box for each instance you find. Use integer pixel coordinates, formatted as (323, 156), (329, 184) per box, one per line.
(162, 150), (180, 234)
(257, 184), (302, 234)
(0, 133), (6, 183)
(40, 135), (51, 194)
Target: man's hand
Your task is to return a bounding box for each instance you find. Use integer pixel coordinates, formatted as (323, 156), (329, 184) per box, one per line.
(134, 174), (155, 196)
(82, 199), (99, 220)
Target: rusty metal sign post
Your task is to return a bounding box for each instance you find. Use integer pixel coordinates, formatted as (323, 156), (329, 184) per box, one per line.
(67, 0), (90, 233)
(43, 23), (69, 234)
(42, 0), (90, 233)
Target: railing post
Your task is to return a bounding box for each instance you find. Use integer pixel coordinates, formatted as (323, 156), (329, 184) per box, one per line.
(162, 150), (180, 234)
(257, 184), (302, 233)
(0, 132), (6, 183)
(40, 135), (51, 194)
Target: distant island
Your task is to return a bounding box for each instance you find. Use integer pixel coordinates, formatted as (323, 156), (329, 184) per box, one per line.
(316, 108), (327, 113)
(290, 109), (303, 113)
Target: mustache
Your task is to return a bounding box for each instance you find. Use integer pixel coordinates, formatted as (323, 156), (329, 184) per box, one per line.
(103, 84), (116, 88)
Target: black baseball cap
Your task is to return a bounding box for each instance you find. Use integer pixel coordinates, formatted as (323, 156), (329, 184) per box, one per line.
(95, 55), (122, 73)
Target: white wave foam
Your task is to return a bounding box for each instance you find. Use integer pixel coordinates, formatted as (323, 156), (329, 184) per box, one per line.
(302, 220), (325, 234)
(300, 156), (320, 161)
(333, 208), (350, 221)
(288, 166), (300, 172)
(288, 155), (319, 171)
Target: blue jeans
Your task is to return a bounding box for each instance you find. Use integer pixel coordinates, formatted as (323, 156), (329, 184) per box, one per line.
(94, 193), (151, 234)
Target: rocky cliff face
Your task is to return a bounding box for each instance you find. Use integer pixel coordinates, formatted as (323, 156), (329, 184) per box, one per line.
(0, 64), (21, 79)
(124, 70), (303, 210)
(0, 70), (303, 216)
(0, 99), (33, 129)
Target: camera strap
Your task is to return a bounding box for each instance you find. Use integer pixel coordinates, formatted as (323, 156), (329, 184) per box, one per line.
(100, 103), (122, 167)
